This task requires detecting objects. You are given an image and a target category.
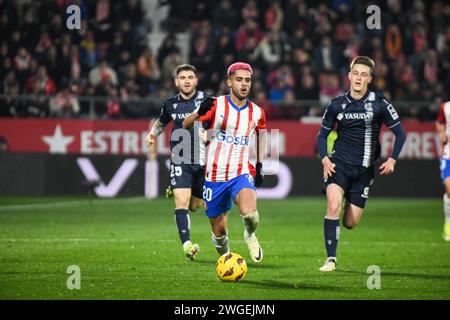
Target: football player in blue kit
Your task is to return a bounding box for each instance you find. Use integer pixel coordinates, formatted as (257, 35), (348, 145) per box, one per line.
(145, 64), (208, 260)
(316, 56), (407, 271)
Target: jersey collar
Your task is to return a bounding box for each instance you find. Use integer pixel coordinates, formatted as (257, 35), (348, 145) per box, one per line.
(177, 91), (198, 102)
(227, 95), (248, 112)
(345, 90), (371, 103)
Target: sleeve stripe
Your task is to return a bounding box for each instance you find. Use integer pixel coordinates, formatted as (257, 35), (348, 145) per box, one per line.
(321, 125), (332, 130)
(388, 122), (400, 129)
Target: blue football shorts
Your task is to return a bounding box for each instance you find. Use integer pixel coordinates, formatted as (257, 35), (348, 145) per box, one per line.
(440, 158), (450, 181)
(324, 158), (374, 209)
(169, 162), (204, 199)
(203, 174), (256, 218)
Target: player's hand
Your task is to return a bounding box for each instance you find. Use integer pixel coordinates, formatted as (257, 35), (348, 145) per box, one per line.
(254, 162), (264, 187)
(145, 133), (156, 147)
(197, 97), (215, 116)
(379, 157), (396, 175)
(322, 156), (336, 180)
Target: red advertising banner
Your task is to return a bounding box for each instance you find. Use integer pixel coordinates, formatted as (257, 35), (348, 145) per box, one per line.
(0, 118), (441, 159)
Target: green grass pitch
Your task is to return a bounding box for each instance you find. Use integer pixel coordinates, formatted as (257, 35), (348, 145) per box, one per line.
(0, 196), (449, 300)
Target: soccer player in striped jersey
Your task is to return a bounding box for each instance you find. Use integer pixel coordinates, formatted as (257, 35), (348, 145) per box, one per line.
(436, 101), (450, 241)
(316, 56), (406, 271)
(183, 62), (266, 263)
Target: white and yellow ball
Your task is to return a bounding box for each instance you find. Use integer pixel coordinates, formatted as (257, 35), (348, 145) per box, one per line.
(215, 252), (248, 282)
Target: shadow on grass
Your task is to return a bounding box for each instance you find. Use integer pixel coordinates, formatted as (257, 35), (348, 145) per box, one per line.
(241, 279), (341, 291)
(339, 269), (450, 281)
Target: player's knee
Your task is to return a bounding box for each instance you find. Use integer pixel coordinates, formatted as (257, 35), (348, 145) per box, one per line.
(175, 197), (190, 209)
(212, 226), (227, 237)
(239, 206), (257, 216)
(189, 201), (201, 212)
(327, 201), (341, 217)
(343, 222), (354, 229)
(343, 220), (358, 230)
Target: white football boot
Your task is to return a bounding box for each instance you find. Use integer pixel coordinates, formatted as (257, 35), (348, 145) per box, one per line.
(319, 258), (336, 272)
(244, 230), (263, 263)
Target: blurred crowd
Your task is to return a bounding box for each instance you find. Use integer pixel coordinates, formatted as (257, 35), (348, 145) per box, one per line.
(0, 0), (449, 120)
(167, 0), (450, 120)
(0, 0), (155, 118)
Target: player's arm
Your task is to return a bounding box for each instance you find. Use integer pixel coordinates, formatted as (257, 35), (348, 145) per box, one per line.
(183, 112), (201, 129)
(379, 99), (406, 175)
(436, 103), (447, 145)
(183, 97), (215, 129)
(436, 122), (447, 145)
(317, 103), (337, 179)
(145, 102), (170, 147)
(255, 110), (267, 188)
(379, 123), (406, 174)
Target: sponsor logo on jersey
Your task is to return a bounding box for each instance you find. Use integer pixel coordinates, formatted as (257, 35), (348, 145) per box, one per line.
(172, 113), (191, 120)
(344, 113), (373, 120)
(215, 131), (249, 146)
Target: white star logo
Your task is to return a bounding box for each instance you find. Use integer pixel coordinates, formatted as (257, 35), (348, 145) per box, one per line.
(42, 125), (75, 154)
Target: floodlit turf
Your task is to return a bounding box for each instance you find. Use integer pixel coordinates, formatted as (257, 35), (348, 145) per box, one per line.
(0, 196), (449, 300)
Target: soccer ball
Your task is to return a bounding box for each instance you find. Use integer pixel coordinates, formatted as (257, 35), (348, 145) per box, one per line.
(215, 252), (248, 282)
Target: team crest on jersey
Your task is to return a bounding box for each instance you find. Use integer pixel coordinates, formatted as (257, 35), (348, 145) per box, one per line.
(173, 103), (178, 109)
(194, 100), (201, 108)
(364, 103), (373, 112)
(341, 103), (347, 110)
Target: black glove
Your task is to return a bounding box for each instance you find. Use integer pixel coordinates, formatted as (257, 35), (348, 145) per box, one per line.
(254, 162), (264, 188)
(197, 97), (215, 116)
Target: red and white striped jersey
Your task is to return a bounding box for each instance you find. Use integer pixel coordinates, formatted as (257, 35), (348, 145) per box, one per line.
(198, 95), (266, 182)
(437, 101), (450, 159)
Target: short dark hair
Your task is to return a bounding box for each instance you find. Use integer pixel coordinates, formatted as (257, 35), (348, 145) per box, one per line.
(350, 56), (375, 75)
(174, 64), (197, 77)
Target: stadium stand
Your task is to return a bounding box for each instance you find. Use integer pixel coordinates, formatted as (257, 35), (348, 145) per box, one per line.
(0, 0), (449, 120)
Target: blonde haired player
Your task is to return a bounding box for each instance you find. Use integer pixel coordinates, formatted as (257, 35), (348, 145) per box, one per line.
(316, 56), (406, 271)
(183, 62), (266, 263)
